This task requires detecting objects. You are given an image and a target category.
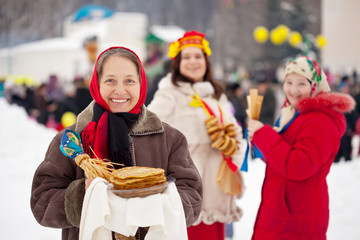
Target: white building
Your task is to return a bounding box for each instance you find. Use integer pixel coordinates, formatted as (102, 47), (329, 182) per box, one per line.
(0, 10), (148, 84)
(322, 0), (360, 75)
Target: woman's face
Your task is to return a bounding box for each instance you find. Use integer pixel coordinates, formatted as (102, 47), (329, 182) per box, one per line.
(179, 47), (207, 82)
(99, 56), (140, 113)
(283, 73), (312, 106)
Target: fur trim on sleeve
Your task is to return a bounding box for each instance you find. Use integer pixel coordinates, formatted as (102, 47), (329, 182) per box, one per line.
(65, 178), (86, 227)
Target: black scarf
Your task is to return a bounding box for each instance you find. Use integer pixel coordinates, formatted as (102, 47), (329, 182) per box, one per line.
(91, 103), (139, 168)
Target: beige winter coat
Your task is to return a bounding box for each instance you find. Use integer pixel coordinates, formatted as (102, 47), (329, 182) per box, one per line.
(147, 74), (246, 225)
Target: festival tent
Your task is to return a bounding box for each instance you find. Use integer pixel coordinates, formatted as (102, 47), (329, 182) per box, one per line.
(148, 25), (185, 44)
(71, 4), (115, 22)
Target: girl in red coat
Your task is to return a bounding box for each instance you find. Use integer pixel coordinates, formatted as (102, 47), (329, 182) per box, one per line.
(247, 56), (355, 240)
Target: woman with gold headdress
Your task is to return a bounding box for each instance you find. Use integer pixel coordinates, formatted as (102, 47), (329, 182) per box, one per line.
(247, 56), (355, 239)
(148, 30), (247, 240)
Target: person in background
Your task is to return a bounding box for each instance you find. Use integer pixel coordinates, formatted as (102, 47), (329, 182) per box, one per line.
(225, 82), (248, 135)
(247, 56), (355, 240)
(8, 82), (27, 108)
(257, 78), (277, 126)
(46, 74), (64, 102)
(334, 82), (358, 162)
(32, 83), (49, 125)
(48, 83), (78, 131)
(31, 46), (203, 240)
(148, 30), (246, 240)
(73, 76), (93, 114)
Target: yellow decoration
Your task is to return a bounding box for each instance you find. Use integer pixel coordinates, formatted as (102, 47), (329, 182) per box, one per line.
(277, 24), (290, 35)
(168, 35), (212, 59)
(202, 38), (212, 56)
(316, 35), (327, 49)
(288, 31), (303, 48)
(253, 26), (269, 43)
(270, 25), (289, 46)
(270, 28), (282, 45)
(168, 41), (181, 59)
(61, 111), (77, 128)
(189, 92), (211, 117)
(7, 75), (35, 86)
(189, 96), (203, 108)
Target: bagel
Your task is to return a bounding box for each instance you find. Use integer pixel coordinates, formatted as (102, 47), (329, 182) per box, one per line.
(210, 130), (225, 141)
(223, 122), (234, 129)
(205, 116), (219, 127)
(218, 135), (231, 151)
(211, 136), (225, 149)
(222, 138), (237, 156)
(224, 123), (237, 133)
(226, 130), (237, 138)
(205, 115), (216, 123)
(207, 125), (222, 135)
(223, 137), (235, 152)
(227, 145), (238, 157)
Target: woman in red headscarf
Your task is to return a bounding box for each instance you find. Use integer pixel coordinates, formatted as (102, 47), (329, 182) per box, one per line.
(31, 46), (203, 240)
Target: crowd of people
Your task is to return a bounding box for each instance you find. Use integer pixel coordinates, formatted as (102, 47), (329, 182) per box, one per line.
(2, 74), (92, 131)
(0, 29), (358, 240)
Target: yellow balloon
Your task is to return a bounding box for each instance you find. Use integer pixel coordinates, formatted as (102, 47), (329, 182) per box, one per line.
(289, 31), (303, 48)
(271, 25), (289, 45)
(270, 28), (283, 45)
(61, 111), (77, 128)
(316, 35), (327, 49)
(268, 25), (290, 46)
(253, 26), (269, 43)
(279, 26), (289, 40)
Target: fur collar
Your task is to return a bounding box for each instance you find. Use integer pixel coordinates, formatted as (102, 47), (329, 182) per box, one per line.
(274, 92), (355, 133)
(158, 73), (215, 98)
(296, 92), (355, 115)
(75, 101), (164, 135)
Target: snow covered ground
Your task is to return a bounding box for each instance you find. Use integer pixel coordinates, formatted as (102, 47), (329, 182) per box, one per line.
(1, 98), (359, 240)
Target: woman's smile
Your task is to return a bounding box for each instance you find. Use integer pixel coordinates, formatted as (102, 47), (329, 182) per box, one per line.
(110, 98), (128, 103)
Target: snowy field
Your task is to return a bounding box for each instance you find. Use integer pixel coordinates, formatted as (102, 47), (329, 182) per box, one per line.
(1, 98), (359, 240)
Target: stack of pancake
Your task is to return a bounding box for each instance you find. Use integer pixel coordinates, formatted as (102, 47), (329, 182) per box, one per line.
(110, 166), (166, 190)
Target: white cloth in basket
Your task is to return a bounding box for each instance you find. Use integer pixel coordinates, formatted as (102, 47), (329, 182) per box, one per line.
(79, 177), (187, 240)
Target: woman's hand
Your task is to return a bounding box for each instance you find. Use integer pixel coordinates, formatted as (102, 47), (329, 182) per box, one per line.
(85, 178), (92, 191)
(247, 119), (264, 141)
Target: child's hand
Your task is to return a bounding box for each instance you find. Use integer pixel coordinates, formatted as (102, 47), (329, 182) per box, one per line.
(247, 119), (264, 141)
